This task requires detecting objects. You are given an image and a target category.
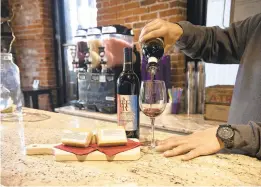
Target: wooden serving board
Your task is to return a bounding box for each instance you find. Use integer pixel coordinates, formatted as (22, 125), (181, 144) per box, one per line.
(26, 139), (141, 161)
(26, 144), (58, 155)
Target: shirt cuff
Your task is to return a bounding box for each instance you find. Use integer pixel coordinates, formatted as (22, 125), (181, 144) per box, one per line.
(175, 21), (195, 50)
(231, 121), (260, 158)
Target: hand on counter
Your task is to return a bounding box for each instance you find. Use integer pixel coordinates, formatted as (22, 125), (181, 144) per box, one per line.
(139, 18), (183, 53)
(156, 127), (224, 160)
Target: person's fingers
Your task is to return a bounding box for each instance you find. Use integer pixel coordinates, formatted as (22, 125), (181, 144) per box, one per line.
(159, 134), (188, 145)
(181, 147), (204, 161)
(163, 144), (194, 157)
(156, 136), (179, 145)
(141, 19), (161, 33)
(140, 28), (165, 43)
(155, 139), (187, 152)
(156, 140), (165, 146)
(140, 21), (161, 41)
(143, 18), (162, 28)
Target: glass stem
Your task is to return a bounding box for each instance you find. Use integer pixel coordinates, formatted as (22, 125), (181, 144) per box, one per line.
(151, 117), (156, 148)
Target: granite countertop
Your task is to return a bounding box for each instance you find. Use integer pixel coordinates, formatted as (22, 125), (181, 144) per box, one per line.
(1, 108), (261, 186)
(55, 106), (220, 134)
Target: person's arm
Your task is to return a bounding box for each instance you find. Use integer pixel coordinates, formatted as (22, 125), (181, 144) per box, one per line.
(175, 13), (261, 64)
(156, 121), (261, 160)
(231, 121), (261, 159)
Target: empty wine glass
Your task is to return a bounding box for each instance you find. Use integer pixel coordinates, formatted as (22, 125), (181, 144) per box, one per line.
(139, 80), (167, 148)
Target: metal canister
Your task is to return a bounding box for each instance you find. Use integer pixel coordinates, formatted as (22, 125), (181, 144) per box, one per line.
(185, 61), (196, 114)
(196, 61), (206, 114)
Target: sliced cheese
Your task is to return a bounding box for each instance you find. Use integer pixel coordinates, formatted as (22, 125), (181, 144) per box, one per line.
(97, 126), (127, 147)
(61, 131), (93, 148)
(63, 128), (97, 145)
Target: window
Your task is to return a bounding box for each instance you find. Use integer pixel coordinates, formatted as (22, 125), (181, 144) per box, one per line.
(62, 0), (97, 101)
(205, 0), (238, 86)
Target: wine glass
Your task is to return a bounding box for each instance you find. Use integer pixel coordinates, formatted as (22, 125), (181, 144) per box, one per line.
(139, 80), (167, 148)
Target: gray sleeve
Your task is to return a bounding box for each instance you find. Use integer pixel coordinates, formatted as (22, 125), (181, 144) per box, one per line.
(175, 14), (261, 64)
(231, 121), (261, 159)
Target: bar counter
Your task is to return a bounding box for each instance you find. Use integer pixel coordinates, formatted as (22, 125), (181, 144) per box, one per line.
(55, 106), (220, 134)
(1, 108), (260, 186)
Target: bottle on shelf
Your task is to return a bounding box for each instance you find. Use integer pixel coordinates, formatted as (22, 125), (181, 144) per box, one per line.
(117, 47), (140, 139)
(142, 37), (164, 77)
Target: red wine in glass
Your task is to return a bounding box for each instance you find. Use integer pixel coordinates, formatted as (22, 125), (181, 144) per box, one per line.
(143, 108), (163, 118)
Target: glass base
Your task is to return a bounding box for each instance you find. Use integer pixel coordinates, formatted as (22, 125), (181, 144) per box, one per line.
(140, 140), (158, 155)
(141, 145), (157, 155)
(151, 141), (156, 148)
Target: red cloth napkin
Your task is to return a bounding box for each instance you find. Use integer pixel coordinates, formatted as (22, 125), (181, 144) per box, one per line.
(96, 139), (140, 156)
(54, 139), (140, 156)
(54, 144), (96, 155)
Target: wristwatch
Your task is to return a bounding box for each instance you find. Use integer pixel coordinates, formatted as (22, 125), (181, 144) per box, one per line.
(216, 124), (235, 149)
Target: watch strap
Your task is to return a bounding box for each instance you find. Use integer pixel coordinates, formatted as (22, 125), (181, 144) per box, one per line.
(223, 138), (234, 149)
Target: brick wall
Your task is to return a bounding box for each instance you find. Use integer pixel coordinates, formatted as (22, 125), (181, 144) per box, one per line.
(97, 0), (187, 88)
(9, 0), (56, 111)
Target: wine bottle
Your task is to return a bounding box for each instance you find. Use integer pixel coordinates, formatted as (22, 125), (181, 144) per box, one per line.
(117, 47), (140, 139)
(142, 37), (164, 76)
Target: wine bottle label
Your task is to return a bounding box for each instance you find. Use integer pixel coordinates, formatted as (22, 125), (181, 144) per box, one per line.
(62, 132), (90, 144)
(101, 129), (126, 140)
(117, 94), (138, 131)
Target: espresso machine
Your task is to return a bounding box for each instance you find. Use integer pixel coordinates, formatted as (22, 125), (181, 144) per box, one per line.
(70, 25), (141, 114)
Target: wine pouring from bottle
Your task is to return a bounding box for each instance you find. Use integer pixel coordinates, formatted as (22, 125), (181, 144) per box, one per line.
(142, 37), (164, 77)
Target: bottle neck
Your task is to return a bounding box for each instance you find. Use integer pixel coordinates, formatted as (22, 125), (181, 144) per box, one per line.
(147, 57), (159, 75)
(148, 57), (158, 63)
(123, 61), (133, 72)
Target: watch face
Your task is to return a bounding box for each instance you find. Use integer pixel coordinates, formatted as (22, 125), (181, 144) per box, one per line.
(218, 126), (234, 139)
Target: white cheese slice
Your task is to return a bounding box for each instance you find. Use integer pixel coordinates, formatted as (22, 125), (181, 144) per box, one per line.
(61, 131), (93, 148)
(97, 127), (127, 147)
